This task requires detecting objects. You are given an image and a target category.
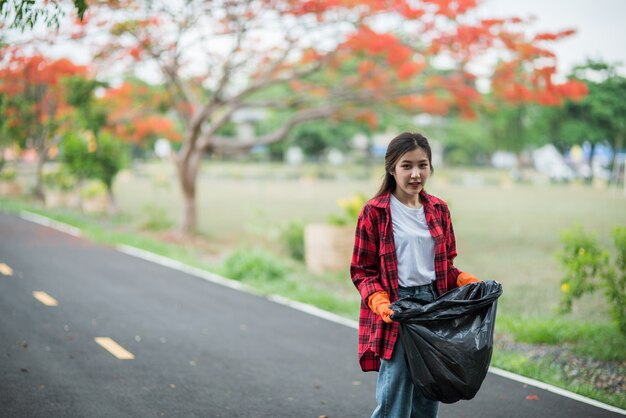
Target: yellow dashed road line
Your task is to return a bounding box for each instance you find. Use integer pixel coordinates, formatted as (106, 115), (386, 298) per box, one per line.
(32, 291), (59, 306)
(95, 337), (135, 360)
(0, 263), (13, 276)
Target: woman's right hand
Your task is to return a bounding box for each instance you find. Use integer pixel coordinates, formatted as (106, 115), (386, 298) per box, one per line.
(368, 291), (395, 323)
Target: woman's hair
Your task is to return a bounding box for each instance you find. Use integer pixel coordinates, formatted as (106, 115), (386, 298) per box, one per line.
(374, 132), (433, 198)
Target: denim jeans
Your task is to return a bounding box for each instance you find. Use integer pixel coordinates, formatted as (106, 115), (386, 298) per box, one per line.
(371, 283), (439, 418)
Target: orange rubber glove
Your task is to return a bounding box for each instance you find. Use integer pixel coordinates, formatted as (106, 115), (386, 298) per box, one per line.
(457, 272), (480, 287)
(368, 291), (394, 323)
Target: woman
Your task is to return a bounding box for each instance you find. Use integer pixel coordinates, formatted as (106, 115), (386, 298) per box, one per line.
(350, 132), (480, 418)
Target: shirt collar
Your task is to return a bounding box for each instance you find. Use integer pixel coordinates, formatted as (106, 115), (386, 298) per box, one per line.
(370, 191), (433, 209)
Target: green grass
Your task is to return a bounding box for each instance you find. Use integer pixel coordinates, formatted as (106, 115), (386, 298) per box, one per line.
(113, 163), (626, 321)
(492, 350), (626, 410)
(497, 314), (626, 361)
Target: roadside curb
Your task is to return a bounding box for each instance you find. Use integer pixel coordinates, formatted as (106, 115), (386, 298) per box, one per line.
(19, 210), (626, 416)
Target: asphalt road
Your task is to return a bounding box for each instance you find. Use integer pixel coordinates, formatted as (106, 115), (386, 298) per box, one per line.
(0, 211), (623, 418)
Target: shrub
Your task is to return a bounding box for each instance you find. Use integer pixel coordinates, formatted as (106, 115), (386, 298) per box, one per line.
(0, 168), (16, 181)
(559, 226), (626, 335)
(138, 204), (174, 231)
(223, 248), (288, 282)
(80, 180), (107, 199)
(42, 168), (77, 191)
(61, 131), (128, 190)
(280, 219), (305, 261)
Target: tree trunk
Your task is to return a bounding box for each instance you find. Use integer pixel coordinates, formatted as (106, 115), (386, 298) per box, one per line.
(177, 147), (202, 235)
(34, 148), (46, 202)
(106, 185), (117, 215)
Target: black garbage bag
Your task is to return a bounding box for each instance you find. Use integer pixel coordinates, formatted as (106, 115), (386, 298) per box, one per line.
(390, 280), (503, 404)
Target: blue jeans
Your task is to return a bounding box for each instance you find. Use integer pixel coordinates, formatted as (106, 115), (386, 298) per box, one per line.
(371, 283), (439, 418)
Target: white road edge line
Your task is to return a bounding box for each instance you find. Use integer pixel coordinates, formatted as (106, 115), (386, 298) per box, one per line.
(16, 212), (625, 415)
(20, 211), (82, 237)
(118, 244), (626, 416)
(488, 367), (626, 415)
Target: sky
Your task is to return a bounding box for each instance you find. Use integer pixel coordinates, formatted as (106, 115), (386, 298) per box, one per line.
(479, 0), (626, 76)
(18, 0), (626, 81)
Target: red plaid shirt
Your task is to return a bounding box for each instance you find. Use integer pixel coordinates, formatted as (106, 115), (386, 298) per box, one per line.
(350, 191), (462, 372)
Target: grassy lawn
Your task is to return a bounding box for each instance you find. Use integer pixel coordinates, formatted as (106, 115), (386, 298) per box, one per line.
(3, 160), (625, 408)
(115, 161), (625, 321)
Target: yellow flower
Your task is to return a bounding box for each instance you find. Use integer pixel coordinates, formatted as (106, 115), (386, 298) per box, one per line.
(87, 137), (97, 153)
(578, 247), (586, 257)
(561, 282), (570, 293)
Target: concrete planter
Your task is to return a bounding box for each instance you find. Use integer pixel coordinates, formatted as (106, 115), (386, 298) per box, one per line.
(81, 196), (107, 213)
(304, 224), (354, 274)
(0, 181), (22, 197)
(45, 190), (78, 208)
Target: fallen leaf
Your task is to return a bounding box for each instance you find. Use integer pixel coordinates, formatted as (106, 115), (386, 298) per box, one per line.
(526, 394), (539, 401)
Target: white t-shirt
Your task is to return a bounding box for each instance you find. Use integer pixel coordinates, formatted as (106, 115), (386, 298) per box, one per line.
(390, 193), (436, 287)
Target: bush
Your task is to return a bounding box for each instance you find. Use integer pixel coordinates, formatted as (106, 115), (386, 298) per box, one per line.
(280, 219), (305, 261)
(42, 168), (77, 191)
(138, 204), (174, 231)
(559, 226), (626, 334)
(0, 168), (16, 181)
(80, 180), (107, 199)
(61, 131), (128, 189)
(223, 248), (288, 282)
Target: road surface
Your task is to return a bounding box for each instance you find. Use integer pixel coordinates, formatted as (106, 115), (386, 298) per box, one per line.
(0, 211), (623, 417)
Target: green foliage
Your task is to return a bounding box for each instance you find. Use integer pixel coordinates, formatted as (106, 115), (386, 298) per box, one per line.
(61, 132), (128, 189)
(497, 315), (625, 361)
(0, 0), (87, 30)
(63, 77), (109, 134)
(0, 167), (16, 181)
(288, 121), (357, 160)
(137, 204), (174, 231)
(558, 226), (626, 334)
(279, 219), (305, 261)
(548, 60), (626, 153)
(42, 167), (77, 191)
(79, 180), (106, 199)
(439, 118), (493, 164)
(223, 248), (289, 282)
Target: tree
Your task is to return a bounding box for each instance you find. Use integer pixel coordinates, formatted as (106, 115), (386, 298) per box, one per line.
(60, 76), (129, 213)
(61, 131), (128, 213)
(99, 79), (182, 150)
(558, 60), (626, 172)
(0, 52), (88, 200)
(0, 0), (87, 29)
(65, 0), (585, 234)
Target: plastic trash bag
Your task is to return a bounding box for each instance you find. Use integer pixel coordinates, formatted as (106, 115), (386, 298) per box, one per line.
(390, 280), (503, 404)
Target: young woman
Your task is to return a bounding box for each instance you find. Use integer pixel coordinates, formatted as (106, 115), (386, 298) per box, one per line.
(350, 132), (480, 418)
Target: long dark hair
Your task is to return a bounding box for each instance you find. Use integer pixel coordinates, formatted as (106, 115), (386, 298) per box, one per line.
(374, 132), (433, 198)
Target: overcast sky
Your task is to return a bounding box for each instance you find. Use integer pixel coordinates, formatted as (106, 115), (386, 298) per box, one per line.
(30, 0), (626, 81)
(480, 0), (626, 75)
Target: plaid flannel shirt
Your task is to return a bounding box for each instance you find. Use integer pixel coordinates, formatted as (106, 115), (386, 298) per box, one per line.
(350, 191), (462, 372)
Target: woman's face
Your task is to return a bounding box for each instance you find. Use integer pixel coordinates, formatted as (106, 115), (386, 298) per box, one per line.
(390, 147), (431, 202)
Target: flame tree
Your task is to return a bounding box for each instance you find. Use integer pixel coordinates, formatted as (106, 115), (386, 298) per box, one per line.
(47, 0), (586, 233)
(0, 51), (88, 199)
